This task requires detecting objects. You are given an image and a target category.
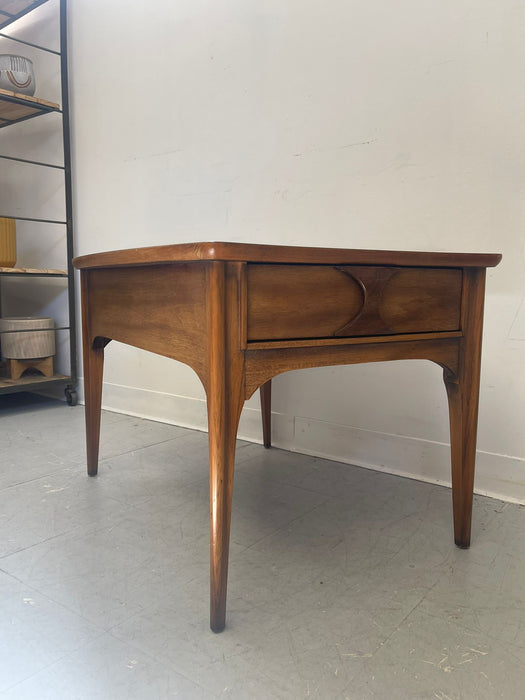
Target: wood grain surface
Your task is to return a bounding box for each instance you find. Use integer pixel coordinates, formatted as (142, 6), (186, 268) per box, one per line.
(443, 268), (487, 548)
(247, 264), (462, 340)
(85, 263), (208, 386)
(75, 243), (501, 631)
(73, 241), (502, 270)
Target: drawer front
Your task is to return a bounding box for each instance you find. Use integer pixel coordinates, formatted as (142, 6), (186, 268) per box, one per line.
(246, 264), (462, 341)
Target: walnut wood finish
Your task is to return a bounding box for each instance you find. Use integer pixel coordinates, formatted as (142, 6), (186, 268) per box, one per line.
(85, 263), (208, 386)
(443, 268), (486, 548)
(247, 264), (462, 340)
(74, 241), (501, 269)
(260, 380), (272, 448)
(74, 242), (501, 632)
(80, 273), (110, 477)
(247, 264), (364, 340)
(243, 336), (461, 400)
(206, 262), (246, 632)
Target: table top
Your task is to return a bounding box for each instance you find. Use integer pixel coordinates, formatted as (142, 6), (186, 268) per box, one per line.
(73, 242), (502, 270)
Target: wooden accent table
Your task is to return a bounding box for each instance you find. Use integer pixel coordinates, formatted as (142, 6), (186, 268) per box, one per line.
(74, 242), (501, 632)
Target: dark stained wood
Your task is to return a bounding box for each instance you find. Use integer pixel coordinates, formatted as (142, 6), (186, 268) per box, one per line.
(260, 380), (272, 448)
(335, 266), (396, 335)
(247, 264), (363, 340)
(247, 265), (462, 341)
(73, 241), (502, 270)
(340, 266), (462, 336)
(443, 268), (486, 548)
(74, 242), (501, 631)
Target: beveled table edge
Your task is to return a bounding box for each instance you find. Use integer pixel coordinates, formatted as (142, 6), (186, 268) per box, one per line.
(73, 241), (502, 270)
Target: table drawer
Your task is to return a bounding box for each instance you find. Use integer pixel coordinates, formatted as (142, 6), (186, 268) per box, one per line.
(246, 264), (462, 341)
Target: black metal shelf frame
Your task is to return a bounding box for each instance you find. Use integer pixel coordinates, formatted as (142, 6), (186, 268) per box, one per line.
(0, 325), (69, 333)
(0, 0), (50, 31)
(0, 29), (60, 54)
(0, 153), (64, 168)
(0, 214), (67, 224)
(0, 0), (77, 402)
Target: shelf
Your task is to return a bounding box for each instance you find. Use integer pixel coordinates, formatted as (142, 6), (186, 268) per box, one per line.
(0, 266), (67, 276)
(0, 87), (59, 128)
(0, 0), (49, 31)
(0, 0), (77, 402)
(0, 370), (70, 394)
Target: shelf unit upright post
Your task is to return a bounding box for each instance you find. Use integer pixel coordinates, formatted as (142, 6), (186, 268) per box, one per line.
(0, 0), (77, 405)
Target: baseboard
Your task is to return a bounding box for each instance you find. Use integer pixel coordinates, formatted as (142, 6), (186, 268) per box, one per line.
(80, 379), (525, 505)
(291, 416), (525, 505)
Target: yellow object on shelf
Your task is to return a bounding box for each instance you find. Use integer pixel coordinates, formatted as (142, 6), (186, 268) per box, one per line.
(0, 217), (16, 266)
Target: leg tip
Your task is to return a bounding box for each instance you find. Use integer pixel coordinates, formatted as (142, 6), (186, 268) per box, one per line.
(455, 539), (470, 549)
(210, 607), (226, 633)
(87, 458), (99, 477)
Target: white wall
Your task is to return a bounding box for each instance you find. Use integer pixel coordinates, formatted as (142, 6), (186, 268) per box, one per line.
(69, 1), (525, 502)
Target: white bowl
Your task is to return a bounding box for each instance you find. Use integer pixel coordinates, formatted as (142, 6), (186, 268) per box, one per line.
(0, 54), (35, 96)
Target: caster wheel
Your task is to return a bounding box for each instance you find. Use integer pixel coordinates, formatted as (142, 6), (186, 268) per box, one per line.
(65, 388), (78, 406)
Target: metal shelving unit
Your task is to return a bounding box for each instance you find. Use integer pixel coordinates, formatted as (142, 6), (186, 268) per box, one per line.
(0, 0), (77, 404)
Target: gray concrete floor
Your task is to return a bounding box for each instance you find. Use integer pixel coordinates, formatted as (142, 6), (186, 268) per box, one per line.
(0, 394), (524, 699)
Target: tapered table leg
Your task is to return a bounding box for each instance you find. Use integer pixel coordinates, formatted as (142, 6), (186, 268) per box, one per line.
(260, 379), (272, 448)
(83, 338), (107, 476)
(444, 268), (486, 548)
(81, 272), (109, 477)
(207, 262), (245, 632)
(208, 389), (242, 632)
